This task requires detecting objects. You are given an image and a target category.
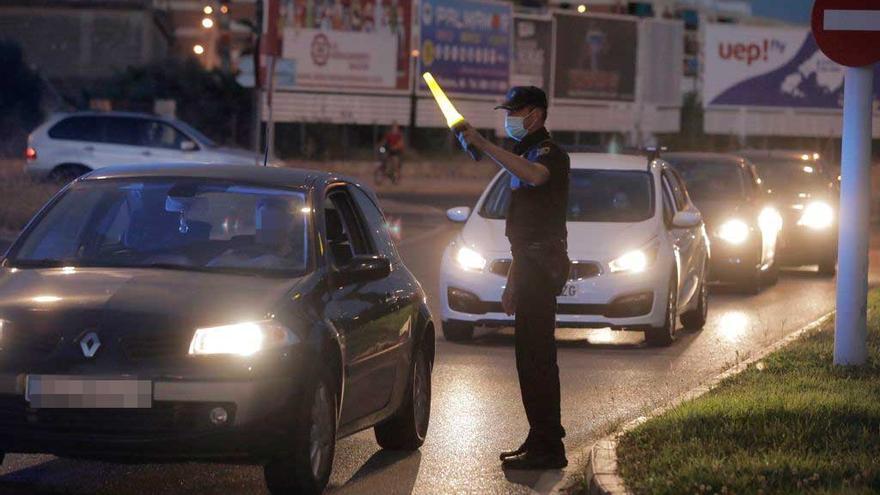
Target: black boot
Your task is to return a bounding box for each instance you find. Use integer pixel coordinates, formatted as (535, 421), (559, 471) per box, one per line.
(500, 431), (537, 461)
(501, 449), (568, 470)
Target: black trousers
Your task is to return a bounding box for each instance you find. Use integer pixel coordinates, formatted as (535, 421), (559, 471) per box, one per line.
(511, 243), (566, 451)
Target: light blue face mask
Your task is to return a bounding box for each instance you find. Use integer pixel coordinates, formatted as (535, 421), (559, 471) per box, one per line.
(504, 109), (535, 141)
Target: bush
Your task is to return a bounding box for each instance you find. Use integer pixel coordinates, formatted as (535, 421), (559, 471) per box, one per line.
(0, 40), (44, 157)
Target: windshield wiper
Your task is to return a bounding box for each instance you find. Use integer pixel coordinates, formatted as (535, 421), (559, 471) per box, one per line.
(7, 259), (72, 268)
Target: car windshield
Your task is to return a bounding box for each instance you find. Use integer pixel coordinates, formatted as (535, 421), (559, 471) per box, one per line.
(480, 169), (654, 223)
(173, 120), (217, 148)
(666, 159), (745, 202)
(9, 179), (309, 276)
(752, 160), (828, 191)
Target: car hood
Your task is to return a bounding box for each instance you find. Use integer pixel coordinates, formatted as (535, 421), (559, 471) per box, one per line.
(0, 267), (298, 337)
(460, 215), (658, 259)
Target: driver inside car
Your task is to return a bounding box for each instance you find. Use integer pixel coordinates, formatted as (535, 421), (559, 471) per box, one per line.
(208, 197), (300, 269)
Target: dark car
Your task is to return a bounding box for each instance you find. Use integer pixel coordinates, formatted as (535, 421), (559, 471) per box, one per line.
(664, 152), (783, 293)
(0, 164), (434, 495)
(738, 150), (839, 276)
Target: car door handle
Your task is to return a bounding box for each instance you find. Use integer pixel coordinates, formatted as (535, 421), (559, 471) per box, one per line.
(142, 151), (152, 156)
(83, 146), (94, 152)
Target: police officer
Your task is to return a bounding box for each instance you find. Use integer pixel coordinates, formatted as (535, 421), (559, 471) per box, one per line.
(458, 86), (570, 470)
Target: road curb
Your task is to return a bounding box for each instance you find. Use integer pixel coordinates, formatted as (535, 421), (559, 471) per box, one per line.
(559, 311), (835, 495)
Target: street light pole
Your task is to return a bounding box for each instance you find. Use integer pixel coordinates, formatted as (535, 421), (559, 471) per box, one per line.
(834, 65), (874, 366)
(408, 50), (419, 147)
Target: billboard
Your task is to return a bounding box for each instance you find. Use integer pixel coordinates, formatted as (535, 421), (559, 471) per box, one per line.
(512, 16), (553, 91)
(552, 14), (638, 102)
(704, 24), (880, 109)
(279, 0), (412, 90)
(418, 0), (512, 95)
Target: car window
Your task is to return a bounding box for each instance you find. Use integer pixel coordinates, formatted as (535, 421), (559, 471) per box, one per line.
(324, 189), (373, 266)
(348, 185), (398, 259)
(752, 159), (828, 191)
(48, 116), (102, 142)
(661, 175), (676, 224)
(662, 170), (687, 210)
(143, 121), (189, 150)
(480, 169), (655, 223)
(10, 180), (310, 275)
(102, 117), (144, 146)
(666, 159), (746, 203)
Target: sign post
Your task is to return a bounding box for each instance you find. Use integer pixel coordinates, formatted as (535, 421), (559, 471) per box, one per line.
(811, 0), (880, 365)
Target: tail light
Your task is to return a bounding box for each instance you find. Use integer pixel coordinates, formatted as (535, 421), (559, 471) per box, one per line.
(25, 147), (37, 161)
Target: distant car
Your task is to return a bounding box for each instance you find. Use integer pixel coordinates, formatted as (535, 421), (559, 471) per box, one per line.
(24, 112), (279, 182)
(664, 152), (783, 292)
(439, 153), (710, 347)
(0, 165), (433, 495)
(738, 150), (839, 276)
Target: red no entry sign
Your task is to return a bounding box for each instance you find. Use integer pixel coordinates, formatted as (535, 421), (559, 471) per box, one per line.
(812, 0), (880, 67)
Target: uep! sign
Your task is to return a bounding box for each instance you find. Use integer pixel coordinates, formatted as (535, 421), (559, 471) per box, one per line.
(282, 28), (398, 89)
(812, 0), (880, 68)
(703, 23), (847, 109)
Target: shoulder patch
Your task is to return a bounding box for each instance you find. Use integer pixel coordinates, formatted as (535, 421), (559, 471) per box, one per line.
(536, 146), (551, 157)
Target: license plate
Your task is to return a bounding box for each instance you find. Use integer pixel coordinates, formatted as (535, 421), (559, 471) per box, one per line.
(560, 283), (577, 298)
(25, 375), (152, 409)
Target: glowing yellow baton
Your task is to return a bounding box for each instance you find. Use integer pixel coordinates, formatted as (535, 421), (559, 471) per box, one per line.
(422, 72), (481, 161)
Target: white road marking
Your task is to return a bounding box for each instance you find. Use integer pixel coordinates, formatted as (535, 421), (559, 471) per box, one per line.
(824, 10), (880, 31)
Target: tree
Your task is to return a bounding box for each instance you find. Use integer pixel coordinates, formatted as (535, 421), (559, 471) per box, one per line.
(0, 40), (44, 157)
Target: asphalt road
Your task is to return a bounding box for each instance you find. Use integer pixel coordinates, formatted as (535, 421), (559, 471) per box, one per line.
(0, 191), (875, 495)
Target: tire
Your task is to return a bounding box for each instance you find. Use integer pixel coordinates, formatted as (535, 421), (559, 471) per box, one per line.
(681, 268), (708, 331)
(818, 256), (837, 277)
(645, 274), (677, 347)
(374, 341), (431, 450)
(48, 164), (90, 184)
(264, 367), (337, 495)
(442, 320), (474, 342)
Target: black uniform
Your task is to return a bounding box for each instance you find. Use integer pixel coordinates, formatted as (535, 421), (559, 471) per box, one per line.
(506, 127), (570, 453)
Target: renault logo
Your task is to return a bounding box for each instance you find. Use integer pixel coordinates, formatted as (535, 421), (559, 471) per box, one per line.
(80, 332), (101, 358)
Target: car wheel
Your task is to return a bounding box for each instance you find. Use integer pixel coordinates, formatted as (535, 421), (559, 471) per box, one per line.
(681, 267), (708, 331)
(645, 275), (677, 347)
(264, 367), (337, 495)
(48, 164), (90, 184)
(818, 256), (837, 277)
(374, 340), (431, 450)
(763, 261), (779, 286)
(441, 320), (474, 342)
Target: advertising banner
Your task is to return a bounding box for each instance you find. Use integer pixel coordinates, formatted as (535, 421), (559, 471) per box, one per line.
(704, 24), (880, 109)
(279, 0), (412, 90)
(418, 0), (512, 95)
(552, 14), (637, 102)
(512, 16), (553, 91)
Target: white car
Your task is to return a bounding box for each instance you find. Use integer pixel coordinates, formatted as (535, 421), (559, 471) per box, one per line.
(439, 153), (711, 346)
(24, 111), (277, 181)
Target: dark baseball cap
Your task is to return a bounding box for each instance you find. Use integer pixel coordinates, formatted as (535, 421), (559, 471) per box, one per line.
(494, 86), (548, 111)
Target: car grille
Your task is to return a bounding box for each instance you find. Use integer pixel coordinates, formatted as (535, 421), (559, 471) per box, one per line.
(0, 325), (61, 356)
(489, 259), (601, 280)
(0, 396), (234, 435)
(121, 331), (190, 361)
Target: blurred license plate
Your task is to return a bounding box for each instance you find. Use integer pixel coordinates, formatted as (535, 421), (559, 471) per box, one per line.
(25, 375), (152, 409)
(560, 283), (577, 298)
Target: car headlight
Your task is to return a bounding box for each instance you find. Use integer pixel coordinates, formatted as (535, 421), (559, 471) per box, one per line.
(758, 207), (783, 234)
(797, 201), (833, 230)
(456, 246), (487, 271)
(188, 320), (298, 356)
(718, 219), (750, 245)
(609, 242), (659, 274)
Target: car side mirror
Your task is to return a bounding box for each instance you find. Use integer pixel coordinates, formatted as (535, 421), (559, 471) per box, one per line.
(672, 210), (702, 229)
(180, 140), (197, 152)
(446, 206), (470, 223)
(335, 255), (391, 286)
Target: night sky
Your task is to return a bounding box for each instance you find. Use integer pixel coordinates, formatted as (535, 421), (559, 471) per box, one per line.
(750, 0), (813, 25)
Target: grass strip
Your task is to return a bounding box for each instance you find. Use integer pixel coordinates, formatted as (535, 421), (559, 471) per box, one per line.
(615, 291), (880, 495)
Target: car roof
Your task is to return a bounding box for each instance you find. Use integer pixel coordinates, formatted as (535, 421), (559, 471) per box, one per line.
(663, 152), (748, 166)
(569, 153), (651, 171)
(55, 110), (173, 122)
(81, 163), (358, 191)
